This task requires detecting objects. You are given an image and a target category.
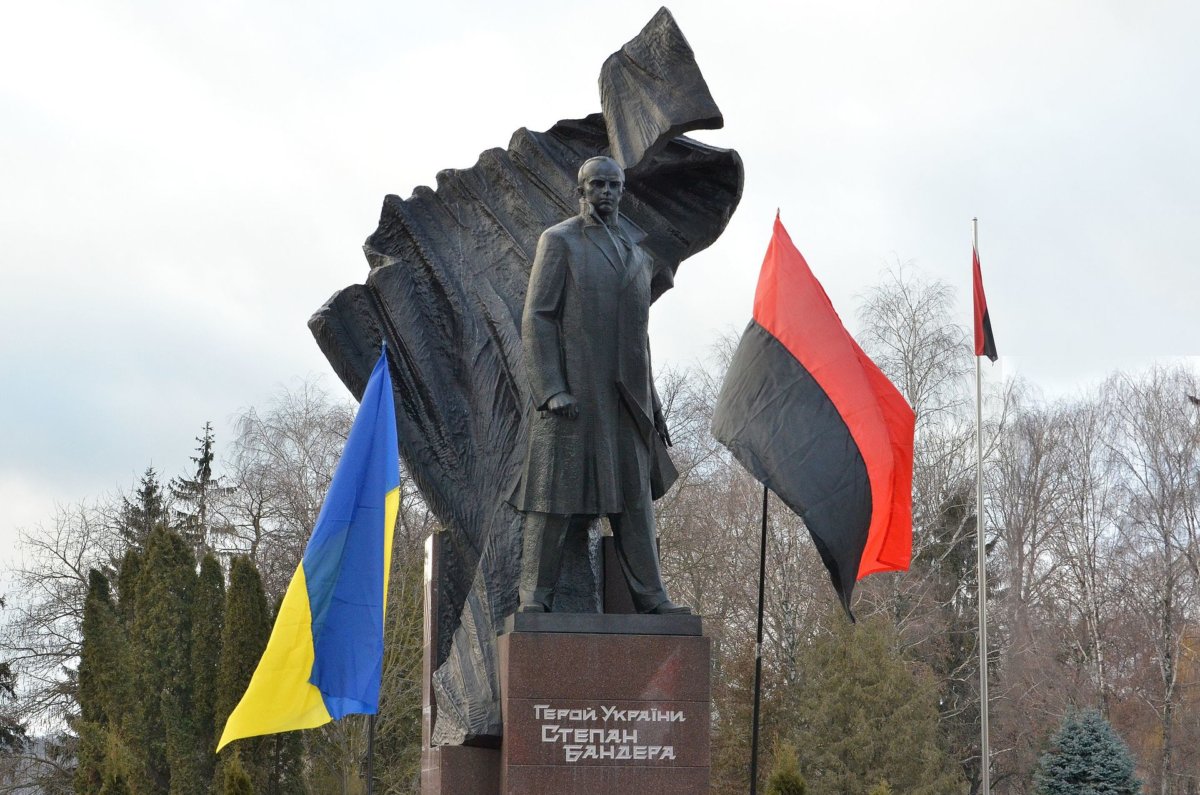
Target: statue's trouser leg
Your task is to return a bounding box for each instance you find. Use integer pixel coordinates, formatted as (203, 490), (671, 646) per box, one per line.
(609, 498), (669, 612)
(519, 511), (574, 610)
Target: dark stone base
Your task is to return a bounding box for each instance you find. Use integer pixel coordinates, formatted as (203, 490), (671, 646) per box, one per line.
(499, 622), (711, 794)
(503, 611), (703, 636)
(420, 745), (500, 795)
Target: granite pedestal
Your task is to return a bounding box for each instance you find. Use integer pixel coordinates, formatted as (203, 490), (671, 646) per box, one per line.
(499, 613), (711, 793)
(421, 535), (710, 794)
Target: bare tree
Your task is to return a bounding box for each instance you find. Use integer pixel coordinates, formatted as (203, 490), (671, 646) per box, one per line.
(1, 500), (125, 732)
(213, 378), (355, 599)
(1106, 367), (1200, 795)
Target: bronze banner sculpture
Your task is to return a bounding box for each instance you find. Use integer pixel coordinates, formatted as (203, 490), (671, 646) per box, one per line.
(310, 7), (742, 744)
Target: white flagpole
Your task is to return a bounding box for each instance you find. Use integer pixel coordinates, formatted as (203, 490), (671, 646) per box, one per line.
(974, 217), (991, 795)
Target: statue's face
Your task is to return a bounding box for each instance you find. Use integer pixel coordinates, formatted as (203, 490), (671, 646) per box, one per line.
(579, 159), (624, 219)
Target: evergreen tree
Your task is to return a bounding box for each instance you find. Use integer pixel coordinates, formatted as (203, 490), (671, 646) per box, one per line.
(258, 596), (305, 795)
(121, 467), (168, 550)
(867, 780), (894, 795)
(786, 615), (965, 794)
(222, 752), (255, 795)
(0, 598), (27, 752)
(906, 485), (988, 789)
(171, 423), (231, 558)
(766, 741), (807, 795)
(98, 729), (137, 795)
(215, 556), (272, 791)
(1034, 709), (1141, 794)
(78, 570), (125, 724)
(99, 768), (133, 795)
(116, 547), (143, 628)
(191, 554), (225, 786)
(75, 569), (127, 792)
(129, 527), (198, 793)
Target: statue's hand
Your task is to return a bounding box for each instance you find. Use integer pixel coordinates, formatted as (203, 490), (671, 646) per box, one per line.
(654, 408), (672, 448)
(546, 392), (579, 419)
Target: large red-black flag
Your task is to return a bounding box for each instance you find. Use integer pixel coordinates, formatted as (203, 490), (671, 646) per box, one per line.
(972, 244), (998, 361)
(711, 216), (915, 613)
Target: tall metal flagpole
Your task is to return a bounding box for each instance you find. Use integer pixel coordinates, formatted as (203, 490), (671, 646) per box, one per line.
(974, 217), (991, 795)
(749, 485), (769, 795)
(367, 714), (375, 795)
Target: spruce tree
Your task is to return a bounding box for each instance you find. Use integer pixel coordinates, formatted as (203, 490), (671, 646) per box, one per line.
(129, 527), (198, 793)
(191, 554), (225, 785)
(215, 556), (272, 791)
(171, 423), (231, 558)
(121, 468), (168, 550)
(1034, 709), (1141, 794)
(0, 599), (26, 752)
(786, 615), (965, 794)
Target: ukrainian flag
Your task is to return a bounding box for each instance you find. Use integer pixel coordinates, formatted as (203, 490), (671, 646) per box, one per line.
(217, 347), (400, 750)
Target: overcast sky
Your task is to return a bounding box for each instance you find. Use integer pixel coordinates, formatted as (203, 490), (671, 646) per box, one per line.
(2, 0), (1198, 562)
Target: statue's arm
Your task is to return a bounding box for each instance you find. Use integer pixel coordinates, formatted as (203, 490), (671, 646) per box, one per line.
(523, 231), (571, 411)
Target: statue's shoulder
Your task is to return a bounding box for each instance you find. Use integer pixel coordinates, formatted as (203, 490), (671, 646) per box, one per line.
(540, 215), (585, 242)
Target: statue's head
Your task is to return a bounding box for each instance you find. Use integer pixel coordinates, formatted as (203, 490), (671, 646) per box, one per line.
(577, 156), (624, 221)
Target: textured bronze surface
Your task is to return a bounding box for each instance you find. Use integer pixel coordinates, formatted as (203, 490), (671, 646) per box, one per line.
(315, 8), (741, 745)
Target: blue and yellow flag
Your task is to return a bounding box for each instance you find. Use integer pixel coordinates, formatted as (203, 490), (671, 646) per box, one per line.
(218, 348), (400, 750)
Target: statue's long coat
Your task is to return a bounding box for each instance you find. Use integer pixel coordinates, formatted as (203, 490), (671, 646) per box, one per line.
(515, 207), (674, 515)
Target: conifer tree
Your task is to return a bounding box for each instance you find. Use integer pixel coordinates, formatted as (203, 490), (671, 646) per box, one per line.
(116, 547), (142, 628)
(222, 752), (255, 795)
(98, 730), (137, 795)
(129, 527), (198, 793)
(766, 741), (807, 795)
(0, 598), (25, 753)
(171, 423), (231, 558)
(786, 615), (965, 794)
(191, 554), (225, 785)
(215, 556), (272, 791)
(75, 569), (126, 793)
(1034, 709), (1140, 794)
(121, 468), (168, 550)
(259, 597), (305, 795)
(99, 768), (133, 795)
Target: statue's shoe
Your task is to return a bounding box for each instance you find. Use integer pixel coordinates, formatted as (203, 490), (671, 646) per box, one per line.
(646, 600), (692, 615)
(517, 602), (547, 613)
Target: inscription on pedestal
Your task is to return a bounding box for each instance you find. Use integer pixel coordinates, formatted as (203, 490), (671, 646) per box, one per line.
(499, 623), (711, 793)
(534, 702), (688, 763)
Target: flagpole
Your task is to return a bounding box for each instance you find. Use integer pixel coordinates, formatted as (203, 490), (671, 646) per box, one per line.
(974, 217), (991, 795)
(749, 484), (769, 795)
(366, 714), (375, 795)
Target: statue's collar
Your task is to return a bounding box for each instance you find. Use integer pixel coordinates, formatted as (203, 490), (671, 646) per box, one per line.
(578, 201), (647, 243)
(579, 200), (620, 229)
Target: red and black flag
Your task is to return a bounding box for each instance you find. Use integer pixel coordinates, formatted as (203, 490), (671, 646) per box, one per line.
(972, 244), (998, 361)
(711, 216), (914, 613)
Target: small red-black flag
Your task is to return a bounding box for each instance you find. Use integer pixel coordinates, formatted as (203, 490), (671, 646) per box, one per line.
(972, 245), (998, 362)
(711, 216), (914, 614)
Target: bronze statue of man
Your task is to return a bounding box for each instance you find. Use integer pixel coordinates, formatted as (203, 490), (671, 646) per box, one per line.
(514, 156), (690, 615)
